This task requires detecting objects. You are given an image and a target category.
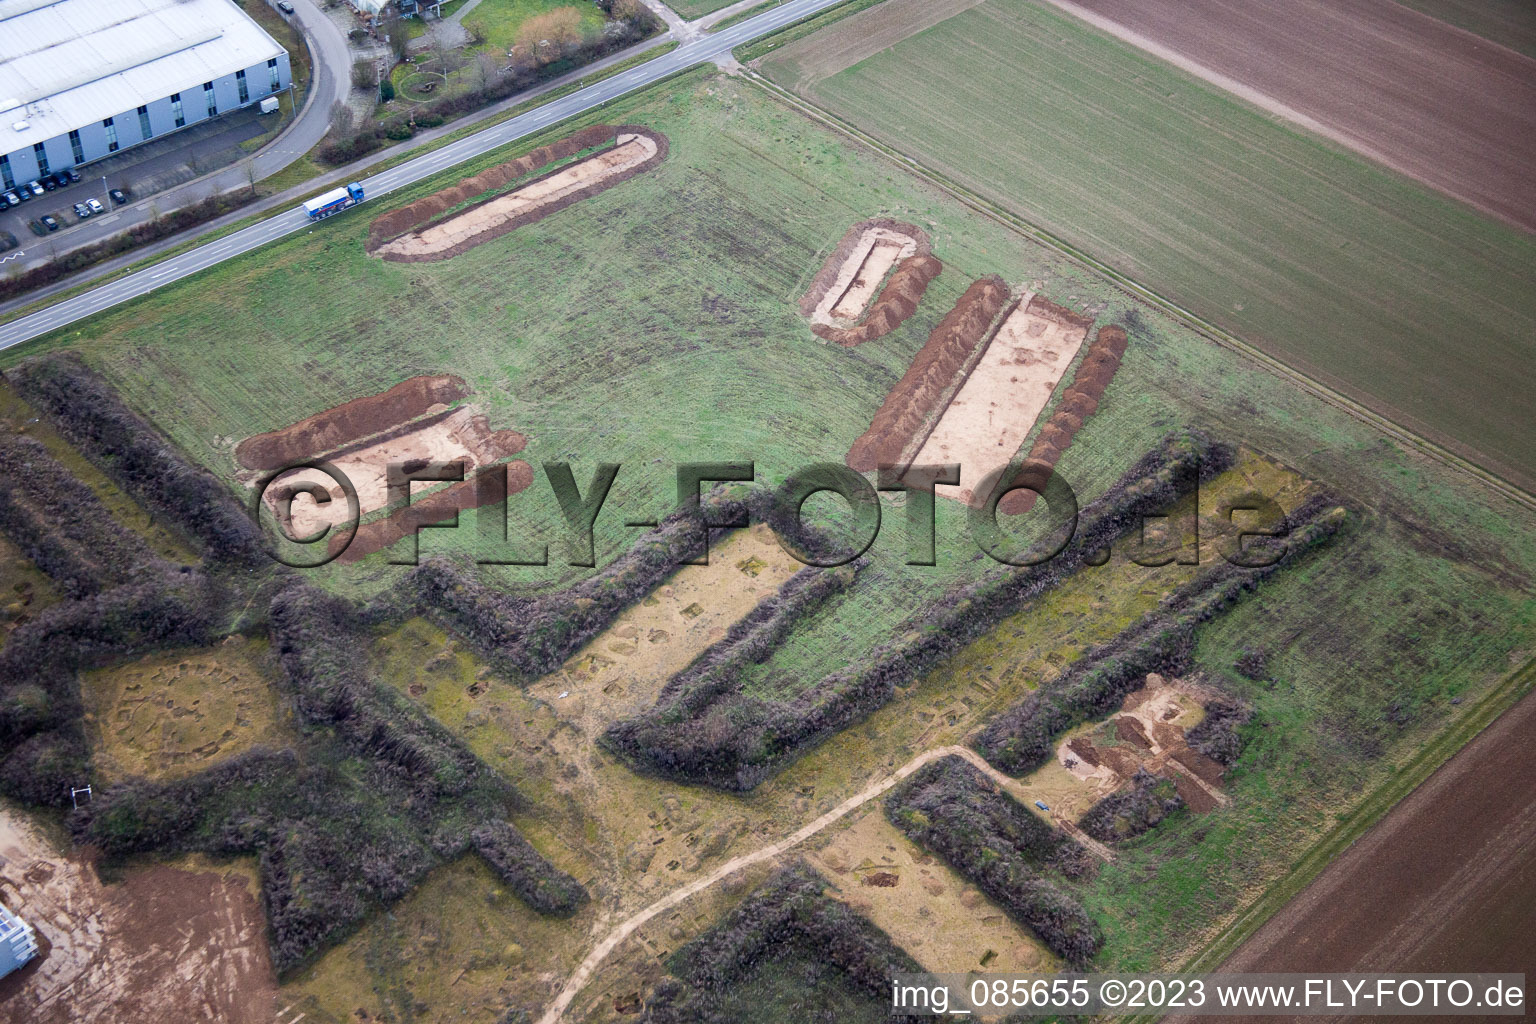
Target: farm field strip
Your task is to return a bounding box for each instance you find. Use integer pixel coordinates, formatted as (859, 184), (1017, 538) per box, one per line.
(758, 0), (1536, 492)
(1041, 0), (1536, 231)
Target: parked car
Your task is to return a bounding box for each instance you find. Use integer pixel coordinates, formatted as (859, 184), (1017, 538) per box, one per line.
(86, 197), (105, 214)
(66, 169), (81, 183)
(1, 191), (19, 208)
(277, 1), (294, 13)
(51, 171), (72, 188)
(73, 202), (91, 219)
(25, 181), (44, 197)
(108, 188), (129, 205)
(41, 176), (56, 190)
(40, 214), (59, 231)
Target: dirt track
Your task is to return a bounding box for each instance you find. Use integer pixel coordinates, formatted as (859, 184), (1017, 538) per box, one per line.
(1174, 685), (1536, 1023)
(1047, 0), (1536, 231)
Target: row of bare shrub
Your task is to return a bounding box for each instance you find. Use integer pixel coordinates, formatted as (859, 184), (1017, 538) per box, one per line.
(1077, 768), (1184, 844)
(974, 494), (1348, 774)
(317, 12), (659, 166)
(1185, 697), (1255, 766)
(1000, 318), (1127, 514)
(471, 821), (587, 916)
(0, 568), (227, 805)
(0, 434), (166, 596)
(885, 756), (1100, 965)
(0, 189), (259, 305)
(8, 353), (270, 566)
(602, 432), (1235, 791)
(645, 859), (926, 1024)
(846, 276), (1010, 472)
(405, 490), (751, 679)
(366, 125), (620, 250)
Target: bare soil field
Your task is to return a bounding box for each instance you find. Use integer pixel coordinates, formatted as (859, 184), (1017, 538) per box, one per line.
(1184, 684), (1536, 1014)
(0, 807), (276, 1024)
(809, 808), (1056, 974)
(80, 636), (288, 782)
(1395, 0), (1536, 60)
(907, 294), (1093, 505)
(375, 130), (668, 262)
(531, 524), (802, 721)
(1047, 0), (1536, 231)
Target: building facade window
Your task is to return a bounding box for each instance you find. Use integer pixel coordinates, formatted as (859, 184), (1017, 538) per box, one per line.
(268, 57), (280, 92)
(236, 69), (248, 104)
(68, 129), (84, 164)
(104, 117), (119, 152)
(33, 142), (49, 176)
(171, 92), (185, 128)
(138, 105), (152, 140)
(0, 154), (12, 190)
(204, 81), (217, 118)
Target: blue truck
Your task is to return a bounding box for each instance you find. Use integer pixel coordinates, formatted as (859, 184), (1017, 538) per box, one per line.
(303, 182), (365, 220)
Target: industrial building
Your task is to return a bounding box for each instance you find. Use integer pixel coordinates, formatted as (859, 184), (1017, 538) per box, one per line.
(0, 0), (293, 190)
(0, 901), (37, 979)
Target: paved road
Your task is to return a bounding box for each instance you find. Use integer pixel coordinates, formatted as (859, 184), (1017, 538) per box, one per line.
(0, 0), (846, 352)
(0, 0), (349, 279)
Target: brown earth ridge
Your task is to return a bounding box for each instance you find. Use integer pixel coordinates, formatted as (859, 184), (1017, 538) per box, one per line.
(799, 219), (943, 346)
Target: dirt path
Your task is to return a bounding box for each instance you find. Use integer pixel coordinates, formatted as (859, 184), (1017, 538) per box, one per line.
(533, 744), (1104, 1024)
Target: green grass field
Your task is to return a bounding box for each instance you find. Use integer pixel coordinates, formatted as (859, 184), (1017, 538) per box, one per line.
(759, 0), (1536, 491)
(6, 66), (1536, 999)
(462, 0), (605, 55)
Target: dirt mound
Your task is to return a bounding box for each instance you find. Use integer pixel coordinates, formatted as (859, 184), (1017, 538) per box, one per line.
(801, 219), (942, 346)
(367, 124), (619, 250)
(846, 275), (1009, 472)
(236, 374), (470, 470)
(331, 460), (535, 564)
(371, 126), (669, 263)
(1000, 322), (1126, 515)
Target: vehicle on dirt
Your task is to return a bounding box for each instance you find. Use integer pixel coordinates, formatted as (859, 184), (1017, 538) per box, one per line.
(108, 188), (128, 205)
(40, 214), (59, 231)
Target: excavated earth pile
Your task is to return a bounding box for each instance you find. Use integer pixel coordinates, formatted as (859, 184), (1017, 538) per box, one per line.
(845, 275), (1010, 472)
(368, 126), (669, 263)
(1000, 322), (1127, 515)
(906, 293), (1093, 506)
(240, 376), (531, 562)
(800, 219), (942, 346)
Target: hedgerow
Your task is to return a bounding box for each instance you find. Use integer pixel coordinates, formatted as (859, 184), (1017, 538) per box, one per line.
(1077, 768), (1184, 843)
(644, 859), (925, 1024)
(8, 353), (270, 566)
(884, 756), (1100, 965)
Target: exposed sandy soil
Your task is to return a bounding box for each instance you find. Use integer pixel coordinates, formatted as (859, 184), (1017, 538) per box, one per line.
(236, 374), (470, 471)
(1175, 684), (1536, 1024)
(1054, 672), (1227, 817)
(80, 636), (288, 783)
(907, 294), (1091, 505)
(377, 132), (665, 261)
(531, 525), (803, 722)
(259, 405), (525, 536)
(0, 807), (276, 1024)
(1048, 0), (1536, 231)
(810, 227), (919, 324)
(810, 809), (1056, 976)
(846, 275), (1010, 472)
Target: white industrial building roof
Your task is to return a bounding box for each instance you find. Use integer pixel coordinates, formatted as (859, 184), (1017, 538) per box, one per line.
(0, 0), (286, 152)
